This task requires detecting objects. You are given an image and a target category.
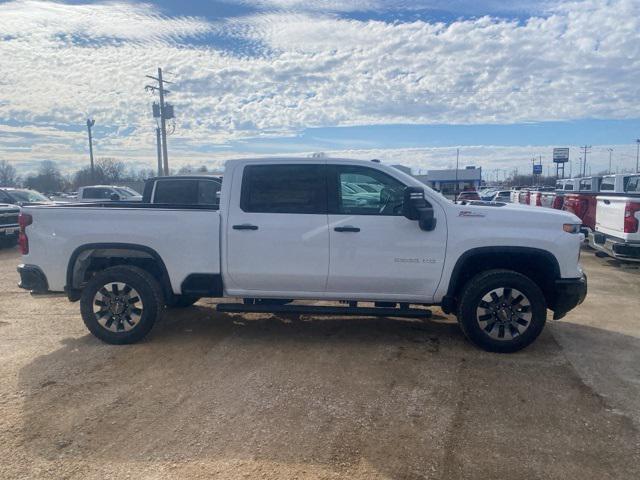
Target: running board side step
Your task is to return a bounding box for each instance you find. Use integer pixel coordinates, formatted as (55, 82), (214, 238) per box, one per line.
(216, 303), (431, 318)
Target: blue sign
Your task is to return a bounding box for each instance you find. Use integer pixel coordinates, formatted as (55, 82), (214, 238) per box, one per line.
(533, 164), (543, 175)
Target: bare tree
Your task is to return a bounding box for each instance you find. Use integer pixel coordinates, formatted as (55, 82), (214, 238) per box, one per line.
(0, 160), (19, 186)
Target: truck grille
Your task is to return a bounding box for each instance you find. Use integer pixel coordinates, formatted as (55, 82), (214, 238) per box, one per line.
(0, 211), (20, 226)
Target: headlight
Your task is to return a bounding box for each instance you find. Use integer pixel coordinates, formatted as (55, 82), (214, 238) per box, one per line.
(563, 223), (581, 234)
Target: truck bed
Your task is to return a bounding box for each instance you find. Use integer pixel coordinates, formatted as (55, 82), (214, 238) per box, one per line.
(21, 203), (221, 293)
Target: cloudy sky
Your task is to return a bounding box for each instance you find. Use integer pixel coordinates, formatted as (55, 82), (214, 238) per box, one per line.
(1, 0), (639, 177)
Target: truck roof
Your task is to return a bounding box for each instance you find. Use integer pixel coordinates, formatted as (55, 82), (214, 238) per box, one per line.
(224, 156), (386, 166)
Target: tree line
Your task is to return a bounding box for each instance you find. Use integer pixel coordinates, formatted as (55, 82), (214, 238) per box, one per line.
(0, 159), (211, 193)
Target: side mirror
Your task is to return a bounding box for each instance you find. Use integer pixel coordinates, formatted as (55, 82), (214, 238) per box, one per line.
(402, 187), (427, 220)
(419, 208), (437, 231)
(110, 193), (121, 201)
(403, 187), (436, 231)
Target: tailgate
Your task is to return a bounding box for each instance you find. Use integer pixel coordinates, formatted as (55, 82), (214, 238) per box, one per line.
(596, 196), (627, 237)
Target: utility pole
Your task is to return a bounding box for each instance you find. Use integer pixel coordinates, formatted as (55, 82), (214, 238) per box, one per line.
(156, 127), (163, 177)
(146, 68), (174, 176)
(454, 148), (459, 202)
(636, 139), (640, 173)
(607, 148), (613, 174)
(581, 145), (591, 177)
(86, 118), (95, 183)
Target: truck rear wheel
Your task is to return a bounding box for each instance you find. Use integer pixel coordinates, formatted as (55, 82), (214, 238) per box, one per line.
(456, 269), (547, 353)
(80, 266), (164, 344)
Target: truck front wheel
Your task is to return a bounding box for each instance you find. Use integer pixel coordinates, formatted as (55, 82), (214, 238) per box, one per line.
(80, 266), (164, 344)
(456, 269), (547, 353)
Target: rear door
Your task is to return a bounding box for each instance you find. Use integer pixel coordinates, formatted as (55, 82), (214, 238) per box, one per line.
(326, 164), (446, 301)
(225, 163), (329, 294)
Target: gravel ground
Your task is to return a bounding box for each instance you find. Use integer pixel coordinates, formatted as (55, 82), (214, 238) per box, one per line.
(0, 246), (638, 479)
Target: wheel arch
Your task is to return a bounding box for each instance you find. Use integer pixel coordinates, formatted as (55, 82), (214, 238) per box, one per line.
(442, 246), (560, 314)
(66, 242), (173, 301)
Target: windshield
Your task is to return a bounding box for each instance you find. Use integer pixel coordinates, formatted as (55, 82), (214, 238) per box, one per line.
(10, 190), (49, 202)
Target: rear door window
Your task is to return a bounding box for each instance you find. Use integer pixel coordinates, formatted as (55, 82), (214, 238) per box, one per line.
(240, 164), (326, 214)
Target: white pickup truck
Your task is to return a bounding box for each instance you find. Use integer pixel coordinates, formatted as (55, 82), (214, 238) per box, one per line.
(17, 158), (587, 352)
(588, 173), (640, 261)
(76, 185), (143, 202)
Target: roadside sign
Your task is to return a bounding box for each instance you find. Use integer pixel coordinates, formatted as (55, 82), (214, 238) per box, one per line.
(553, 148), (569, 163)
(533, 164), (543, 175)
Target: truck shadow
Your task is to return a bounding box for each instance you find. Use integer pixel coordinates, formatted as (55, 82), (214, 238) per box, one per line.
(16, 308), (639, 479)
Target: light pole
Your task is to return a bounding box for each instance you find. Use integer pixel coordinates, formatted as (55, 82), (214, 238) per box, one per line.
(636, 139), (640, 173)
(86, 118), (95, 183)
(607, 148), (613, 174)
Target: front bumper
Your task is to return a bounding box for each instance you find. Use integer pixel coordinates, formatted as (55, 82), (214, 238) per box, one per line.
(551, 273), (587, 320)
(17, 264), (49, 293)
(588, 231), (640, 262)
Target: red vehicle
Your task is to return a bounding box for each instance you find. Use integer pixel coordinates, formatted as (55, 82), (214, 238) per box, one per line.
(562, 177), (602, 231)
(518, 190), (531, 205)
(456, 190), (480, 202)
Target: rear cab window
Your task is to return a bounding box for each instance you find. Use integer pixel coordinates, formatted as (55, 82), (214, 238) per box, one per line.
(600, 177), (615, 191)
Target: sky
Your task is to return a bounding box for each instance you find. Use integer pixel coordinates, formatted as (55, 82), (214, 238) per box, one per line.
(1, 0), (639, 179)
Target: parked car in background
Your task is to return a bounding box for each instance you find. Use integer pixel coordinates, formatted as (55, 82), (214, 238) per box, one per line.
(552, 179), (578, 210)
(509, 186), (526, 203)
(77, 185), (142, 202)
(0, 188), (52, 206)
(0, 203), (20, 247)
(17, 157), (586, 353)
(490, 190), (512, 202)
(456, 190), (481, 202)
(589, 174), (640, 261)
(517, 189), (531, 205)
(562, 176), (603, 233)
(528, 186), (555, 207)
(479, 188), (499, 201)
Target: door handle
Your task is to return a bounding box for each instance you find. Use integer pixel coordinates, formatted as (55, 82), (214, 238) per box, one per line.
(334, 226), (360, 232)
(603, 199), (611, 205)
(233, 224), (258, 230)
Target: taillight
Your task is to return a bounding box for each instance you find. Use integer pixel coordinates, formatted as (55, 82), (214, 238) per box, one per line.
(624, 202), (640, 233)
(18, 213), (32, 255)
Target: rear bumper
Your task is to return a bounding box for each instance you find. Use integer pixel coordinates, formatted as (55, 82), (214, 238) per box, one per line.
(17, 264), (49, 293)
(551, 274), (587, 320)
(1, 224), (19, 238)
(588, 231), (640, 262)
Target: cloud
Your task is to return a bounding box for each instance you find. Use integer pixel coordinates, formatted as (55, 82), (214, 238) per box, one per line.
(0, 0), (639, 173)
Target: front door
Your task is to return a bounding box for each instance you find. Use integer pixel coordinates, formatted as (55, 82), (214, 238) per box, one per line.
(326, 165), (447, 301)
(225, 163), (329, 295)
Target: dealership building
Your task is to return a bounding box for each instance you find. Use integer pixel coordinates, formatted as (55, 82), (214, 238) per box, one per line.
(393, 165), (483, 196)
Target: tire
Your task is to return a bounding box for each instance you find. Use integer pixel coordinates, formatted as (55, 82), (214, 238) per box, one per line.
(80, 266), (164, 345)
(166, 294), (200, 308)
(456, 269), (547, 353)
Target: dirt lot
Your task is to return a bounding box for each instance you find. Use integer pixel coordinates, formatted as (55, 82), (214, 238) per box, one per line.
(0, 246), (639, 479)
